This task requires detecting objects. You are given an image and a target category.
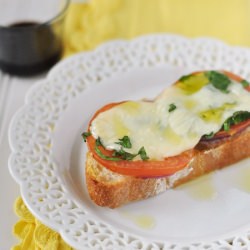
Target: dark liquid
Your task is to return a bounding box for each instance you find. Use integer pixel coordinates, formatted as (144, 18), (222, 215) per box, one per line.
(9, 21), (38, 27)
(0, 20), (63, 76)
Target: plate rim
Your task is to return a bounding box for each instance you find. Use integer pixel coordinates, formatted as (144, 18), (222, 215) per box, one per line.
(8, 33), (250, 249)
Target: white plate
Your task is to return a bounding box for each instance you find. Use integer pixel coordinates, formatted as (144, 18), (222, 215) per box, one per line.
(8, 34), (250, 250)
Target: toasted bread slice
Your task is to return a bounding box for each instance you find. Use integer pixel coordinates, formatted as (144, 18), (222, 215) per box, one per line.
(86, 127), (250, 208)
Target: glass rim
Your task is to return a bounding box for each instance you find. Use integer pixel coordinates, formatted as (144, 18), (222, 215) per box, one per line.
(0, 0), (71, 30)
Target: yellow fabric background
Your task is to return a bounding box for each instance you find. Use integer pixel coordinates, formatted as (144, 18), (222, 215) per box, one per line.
(13, 197), (73, 250)
(13, 0), (250, 249)
(64, 0), (250, 57)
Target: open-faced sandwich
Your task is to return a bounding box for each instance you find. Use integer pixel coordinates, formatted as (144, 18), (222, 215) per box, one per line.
(82, 70), (250, 208)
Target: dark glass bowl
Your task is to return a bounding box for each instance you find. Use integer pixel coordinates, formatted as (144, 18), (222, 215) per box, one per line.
(0, 0), (70, 76)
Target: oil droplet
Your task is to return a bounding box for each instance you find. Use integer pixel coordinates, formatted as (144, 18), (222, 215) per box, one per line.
(184, 99), (197, 109)
(176, 72), (209, 94)
(237, 167), (250, 192)
(199, 103), (236, 123)
(113, 114), (129, 138)
(120, 212), (155, 229)
(49, 123), (55, 131)
(120, 101), (140, 114)
(177, 174), (217, 200)
(163, 126), (182, 145)
(133, 215), (155, 229)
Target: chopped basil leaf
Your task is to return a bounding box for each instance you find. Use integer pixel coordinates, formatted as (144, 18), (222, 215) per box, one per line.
(222, 111), (250, 131)
(168, 103), (177, 112)
(95, 146), (121, 161)
(223, 122), (230, 131)
(138, 147), (149, 161)
(204, 132), (215, 139)
(113, 145), (149, 161)
(82, 131), (91, 142)
(96, 137), (103, 147)
(113, 148), (137, 160)
(95, 138), (121, 161)
(206, 71), (231, 93)
(115, 135), (132, 148)
(95, 136), (149, 161)
(241, 79), (250, 88)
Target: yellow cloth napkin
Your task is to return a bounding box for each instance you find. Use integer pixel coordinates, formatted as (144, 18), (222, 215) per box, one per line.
(13, 0), (250, 249)
(13, 197), (72, 250)
(63, 0), (250, 57)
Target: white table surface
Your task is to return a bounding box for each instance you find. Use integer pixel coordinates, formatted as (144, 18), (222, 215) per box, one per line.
(0, 0), (65, 248)
(0, 71), (46, 250)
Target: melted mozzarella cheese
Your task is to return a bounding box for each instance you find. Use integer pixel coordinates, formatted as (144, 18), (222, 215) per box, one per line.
(90, 74), (250, 160)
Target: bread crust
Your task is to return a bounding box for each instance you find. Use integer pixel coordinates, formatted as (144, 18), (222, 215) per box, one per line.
(86, 127), (250, 208)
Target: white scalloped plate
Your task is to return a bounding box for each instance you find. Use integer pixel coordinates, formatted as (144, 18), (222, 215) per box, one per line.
(8, 34), (250, 250)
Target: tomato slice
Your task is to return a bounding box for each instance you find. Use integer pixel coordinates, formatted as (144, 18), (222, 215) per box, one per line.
(222, 70), (243, 82)
(87, 134), (194, 177)
(223, 70), (250, 92)
(209, 119), (250, 140)
(86, 70), (250, 177)
(212, 71), (250, 138)
(87, 102), (194, 177)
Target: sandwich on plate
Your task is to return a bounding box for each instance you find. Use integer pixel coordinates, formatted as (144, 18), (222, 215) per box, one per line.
(82, 70), (250, 208)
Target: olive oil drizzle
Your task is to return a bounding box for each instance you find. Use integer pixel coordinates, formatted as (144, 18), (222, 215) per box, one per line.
(120, 211), (156, 229)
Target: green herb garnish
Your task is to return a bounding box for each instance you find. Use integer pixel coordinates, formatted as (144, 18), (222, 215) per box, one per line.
(223, 122), (230, 131)
(206, 71), (231, 93)
(113, 147), (149, 161)
(222, 111), (250, 131)
(95, 146), (121, 161)
(115, 136), (132, 148)
(113, 148), (137, 160)
(204, 132), (215, 139)
(95, 137), (121, 161)
(96, 137), (103, 146)
(168, 103), (177, 112)
(82, 131), (91, 142)
(138, 147), (149, 161)
(95, 136), (149, 161)
(241, 79), (250, 88)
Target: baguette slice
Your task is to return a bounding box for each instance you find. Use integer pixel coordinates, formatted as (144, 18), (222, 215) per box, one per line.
(85, 70), (250, 208)
(86, 127), (250, 208)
